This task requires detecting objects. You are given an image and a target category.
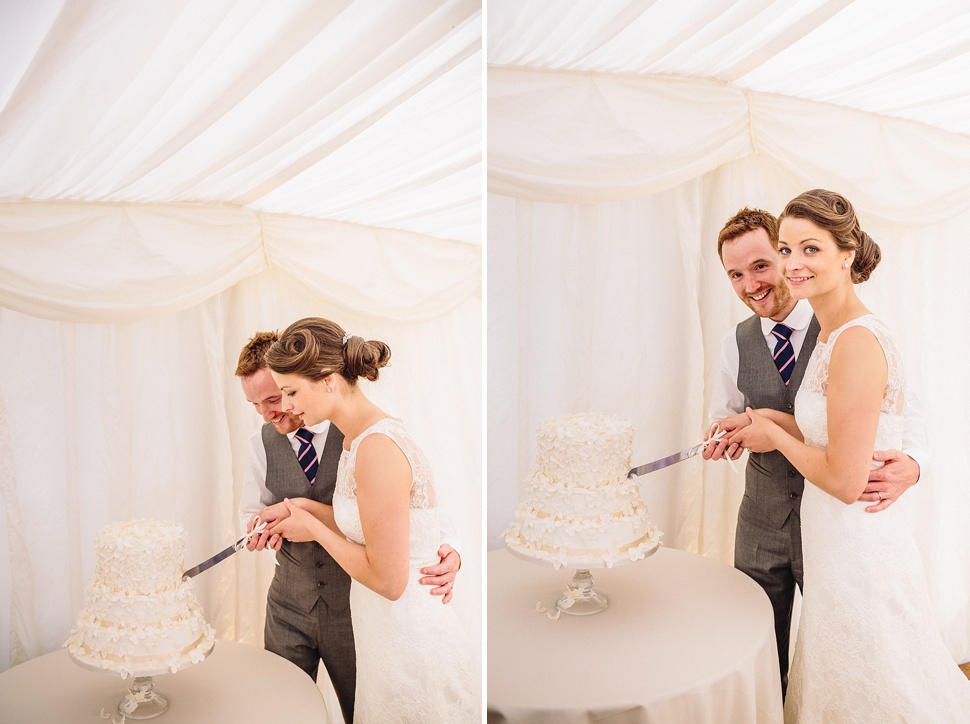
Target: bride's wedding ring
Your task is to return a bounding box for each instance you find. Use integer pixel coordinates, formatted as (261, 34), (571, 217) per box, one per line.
(877, 492), (884, 500)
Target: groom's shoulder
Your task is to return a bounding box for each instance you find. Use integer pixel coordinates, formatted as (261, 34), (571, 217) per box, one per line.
(736, 313), (761, 336)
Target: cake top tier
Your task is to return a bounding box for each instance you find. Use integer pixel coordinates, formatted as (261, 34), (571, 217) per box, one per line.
(535, 413), (633, 486)
(93, 519), (186, 595)
(537, 413), (632, 441)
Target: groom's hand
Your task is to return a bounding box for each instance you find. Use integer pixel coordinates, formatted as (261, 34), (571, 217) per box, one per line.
(861, 449), (920, 513)
(419, 544), (461, 604)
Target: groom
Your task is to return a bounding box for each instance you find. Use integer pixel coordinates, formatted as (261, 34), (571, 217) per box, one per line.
(702, 207), (928, 696)
(235, 331), (462, 723)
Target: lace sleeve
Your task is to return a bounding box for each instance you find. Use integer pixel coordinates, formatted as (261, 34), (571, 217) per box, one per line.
(384, 423), (438, 510)
(350, 419), (438, 510)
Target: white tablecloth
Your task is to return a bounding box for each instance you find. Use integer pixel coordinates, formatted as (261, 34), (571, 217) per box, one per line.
(487, 546), (784, 723)
(0, 639), (329, 723)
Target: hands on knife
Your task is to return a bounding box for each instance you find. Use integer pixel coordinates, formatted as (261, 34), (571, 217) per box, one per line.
(246, 511), (283, 552)
(701, 414), (750, 461)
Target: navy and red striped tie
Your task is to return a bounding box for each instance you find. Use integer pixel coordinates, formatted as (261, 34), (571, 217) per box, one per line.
(771, 323), (795, 385)
(294, 427), (318, 485)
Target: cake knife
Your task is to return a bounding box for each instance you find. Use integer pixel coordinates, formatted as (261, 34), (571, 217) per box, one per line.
(183, 518), (268, 579)
(627, 426), (736, 478)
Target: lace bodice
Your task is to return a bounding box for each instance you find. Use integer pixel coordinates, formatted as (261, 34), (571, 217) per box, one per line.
(335, 417), (437, 510)
(795, 314), (905, 454)
(333, 417), (441, 567)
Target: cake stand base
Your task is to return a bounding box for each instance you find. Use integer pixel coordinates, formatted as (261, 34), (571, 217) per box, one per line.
(119, 676), (169, 719)
(556, 568), (608, 615)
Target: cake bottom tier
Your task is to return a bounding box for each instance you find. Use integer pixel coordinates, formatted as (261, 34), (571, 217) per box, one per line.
(505, 513), (661, 569)
(66, 593), (215, 678)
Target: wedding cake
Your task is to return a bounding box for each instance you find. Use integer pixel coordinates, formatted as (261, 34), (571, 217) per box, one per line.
(66, 519), (215, 679)
(504, 413), (661, 569)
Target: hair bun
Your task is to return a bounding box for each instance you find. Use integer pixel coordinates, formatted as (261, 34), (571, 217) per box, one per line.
(344, 337), (391, 382)
(852, 230), (881, 283)
(265, 317), (393, 386)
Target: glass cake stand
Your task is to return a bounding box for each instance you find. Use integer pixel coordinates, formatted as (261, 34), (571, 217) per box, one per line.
(507, 540), (660, 615)
(69, 639), (214, 719)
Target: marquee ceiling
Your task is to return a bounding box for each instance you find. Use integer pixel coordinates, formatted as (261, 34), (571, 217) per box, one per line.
(0, 0), (482, 245)
(488, 0), (970, 140)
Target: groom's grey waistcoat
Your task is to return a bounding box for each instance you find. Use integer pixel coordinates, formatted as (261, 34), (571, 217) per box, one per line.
(735, 314), (820, 529)
(263, 423), (351, 611)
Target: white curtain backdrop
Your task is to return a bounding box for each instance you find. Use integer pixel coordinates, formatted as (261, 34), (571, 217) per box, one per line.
(0, 0), (482, 679)
(488, 0), (970, 664)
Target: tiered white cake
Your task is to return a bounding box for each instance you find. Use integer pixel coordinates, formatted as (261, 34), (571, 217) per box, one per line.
(66, 519), (215, 679)
(504, 413), (661, 569)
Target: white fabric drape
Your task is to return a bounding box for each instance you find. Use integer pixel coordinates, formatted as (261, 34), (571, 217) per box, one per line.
(0, 201), (481, 323)
(487, 66), (970, 663)
(489, 67), (970, 219)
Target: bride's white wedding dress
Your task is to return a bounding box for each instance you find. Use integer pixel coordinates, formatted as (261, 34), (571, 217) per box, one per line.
(332, 417), (480, 723)
(786, 315), (970, 722)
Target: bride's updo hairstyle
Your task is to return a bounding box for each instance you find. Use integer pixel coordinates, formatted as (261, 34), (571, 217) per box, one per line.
(265, 317), (391, 386)
(778, 189), (881, 284)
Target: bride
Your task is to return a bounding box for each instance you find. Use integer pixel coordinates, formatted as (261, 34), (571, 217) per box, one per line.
(258, 317), (479, 723)
(728, 189), (970, 721)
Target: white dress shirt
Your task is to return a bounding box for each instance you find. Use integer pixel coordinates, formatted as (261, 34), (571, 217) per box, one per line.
(709, 299), (929, 472)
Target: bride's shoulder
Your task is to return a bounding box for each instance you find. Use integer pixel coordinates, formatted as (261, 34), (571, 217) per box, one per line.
(830, 317), (896, 371)
(353, 431), (411, 484)
(843, 315), (898, 349)
(831, 314), (894, 344)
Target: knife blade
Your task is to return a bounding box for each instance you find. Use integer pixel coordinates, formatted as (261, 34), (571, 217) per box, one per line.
(627, 426), (733, 478)
(182, 517), (268, 579)
(182, 537), (247, 579)
(627, 442), (705, 478)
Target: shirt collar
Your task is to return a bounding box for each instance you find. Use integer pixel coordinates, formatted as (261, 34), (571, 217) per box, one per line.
(286, 419), (332, 439)
(760, 298), (814, 336)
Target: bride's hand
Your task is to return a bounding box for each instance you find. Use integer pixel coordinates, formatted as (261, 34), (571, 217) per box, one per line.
(728, 408), (778, 454)
(268, 499), (322, 543)
(255, 500), (298, 550)
(257, 500), (291, 524)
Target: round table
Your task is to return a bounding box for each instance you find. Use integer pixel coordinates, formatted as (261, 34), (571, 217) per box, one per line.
(487, 546), (784, 723)
(0, 639), (329, 723)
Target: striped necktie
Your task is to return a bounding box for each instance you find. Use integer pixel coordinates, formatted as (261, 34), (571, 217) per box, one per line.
(293, 427), (318, 485)
(771, 323), (795, 385)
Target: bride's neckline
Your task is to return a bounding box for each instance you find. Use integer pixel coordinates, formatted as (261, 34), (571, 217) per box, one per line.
(817, 313), (875, 345)
(341, 415), (397, 453)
